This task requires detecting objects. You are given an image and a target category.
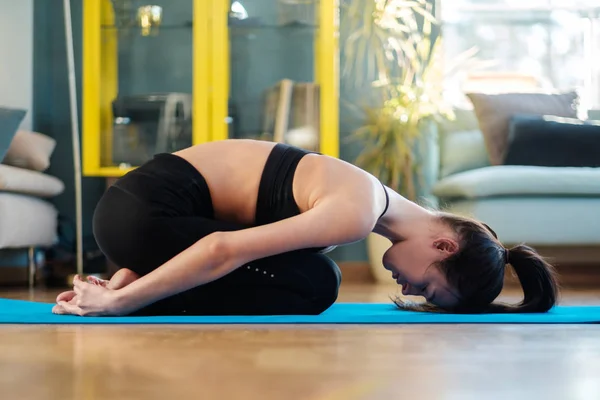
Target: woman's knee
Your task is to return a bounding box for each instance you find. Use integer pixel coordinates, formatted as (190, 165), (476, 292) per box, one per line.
(93, 188), (159, 274)
(93, 189), (140, 263)
(302, 254), (342, 314)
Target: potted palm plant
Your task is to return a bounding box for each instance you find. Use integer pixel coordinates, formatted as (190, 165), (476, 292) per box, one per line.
(350, 38), (455, 201)
(342, 0), (456, 282)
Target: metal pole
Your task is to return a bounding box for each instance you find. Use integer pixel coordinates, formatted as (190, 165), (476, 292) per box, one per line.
(63, 0), (84, 278)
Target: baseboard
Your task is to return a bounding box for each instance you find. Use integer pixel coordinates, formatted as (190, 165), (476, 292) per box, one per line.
(527, 245), (600, 265)
(339, 260), (600, 289)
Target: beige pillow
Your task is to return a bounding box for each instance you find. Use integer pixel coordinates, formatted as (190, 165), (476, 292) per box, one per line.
(2, 130), (56, 171)
(466, 92), (579, 165)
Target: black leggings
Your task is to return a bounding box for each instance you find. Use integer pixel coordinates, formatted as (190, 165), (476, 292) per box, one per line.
(92, 148), (341, 316)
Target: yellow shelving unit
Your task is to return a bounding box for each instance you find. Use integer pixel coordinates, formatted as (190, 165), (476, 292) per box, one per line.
(82, 0), (339, 177)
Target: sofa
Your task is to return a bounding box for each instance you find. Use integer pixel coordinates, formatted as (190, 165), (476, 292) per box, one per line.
(0, 107), (64, 286)
(424, 91), (600, 264)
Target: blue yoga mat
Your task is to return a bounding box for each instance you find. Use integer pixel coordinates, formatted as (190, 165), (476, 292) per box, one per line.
(1, 299), (599, 324)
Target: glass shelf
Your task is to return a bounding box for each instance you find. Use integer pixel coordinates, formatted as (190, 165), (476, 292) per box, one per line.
(101, 23), (193, 30)
(100, 22), (317, 31)
(226, 1), (322, 148)
(82, 0), (338, 177)
(99, 11), (194, 169)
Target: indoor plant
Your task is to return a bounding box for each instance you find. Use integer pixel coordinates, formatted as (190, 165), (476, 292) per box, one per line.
(342, 0), (455, 282)
(352, 40), (457, 283)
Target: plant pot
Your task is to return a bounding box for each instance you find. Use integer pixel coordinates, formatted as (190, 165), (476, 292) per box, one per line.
(366, 233), (395, 284)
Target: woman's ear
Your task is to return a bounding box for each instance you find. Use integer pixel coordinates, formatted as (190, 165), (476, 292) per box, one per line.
(433, 238), (459, 255)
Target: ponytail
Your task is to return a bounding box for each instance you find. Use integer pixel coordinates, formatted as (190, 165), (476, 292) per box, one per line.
(392, 212), (561, 314)
(497, 244), (560, 313)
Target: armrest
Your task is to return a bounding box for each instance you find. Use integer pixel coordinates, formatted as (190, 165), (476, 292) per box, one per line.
(414, 119), (441, 207)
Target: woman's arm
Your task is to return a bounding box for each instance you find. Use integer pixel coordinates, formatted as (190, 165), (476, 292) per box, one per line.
(113, 198), (373, 313)
(59, 197), (375, 316)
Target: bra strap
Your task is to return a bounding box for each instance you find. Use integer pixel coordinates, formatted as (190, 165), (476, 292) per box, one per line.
(378, 181), (389, 219)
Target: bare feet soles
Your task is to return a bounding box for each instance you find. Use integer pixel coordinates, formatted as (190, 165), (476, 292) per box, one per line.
(52, 268), (140, 315)
(89, 268), (140, 290)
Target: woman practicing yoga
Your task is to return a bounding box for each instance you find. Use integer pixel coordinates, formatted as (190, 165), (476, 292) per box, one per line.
(53, 139), (559, 317)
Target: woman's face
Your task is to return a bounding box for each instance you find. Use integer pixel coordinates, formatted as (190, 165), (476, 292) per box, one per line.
(382, 237), (460, 309)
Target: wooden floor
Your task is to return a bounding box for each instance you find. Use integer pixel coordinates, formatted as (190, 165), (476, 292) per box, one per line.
(1, 283), (599, 400)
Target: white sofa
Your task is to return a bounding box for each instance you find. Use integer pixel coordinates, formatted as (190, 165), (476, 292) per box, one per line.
(0, 108), (64, 285)
(425, 108), (600, 264)
(0, 164), (64, 249)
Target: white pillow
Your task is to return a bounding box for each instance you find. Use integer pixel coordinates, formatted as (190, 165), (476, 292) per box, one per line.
(2, 130), (56, 171)
(0, 164), (64, 198)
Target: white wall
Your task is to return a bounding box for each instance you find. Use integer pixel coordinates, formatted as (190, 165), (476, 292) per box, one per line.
(0, 0), (33, 130)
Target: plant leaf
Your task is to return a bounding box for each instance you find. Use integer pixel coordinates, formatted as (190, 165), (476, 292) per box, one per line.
(411, 4), (437, 24)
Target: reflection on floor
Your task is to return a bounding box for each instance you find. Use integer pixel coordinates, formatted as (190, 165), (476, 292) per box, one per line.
(0, 283), (599, 400)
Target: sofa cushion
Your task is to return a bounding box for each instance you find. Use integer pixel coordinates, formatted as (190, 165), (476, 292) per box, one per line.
(505, 115), (600, 167)
(443, 197), (600, 245)
(0, 108), (26, 162)
(466, 91), (579, 165)
(437, 108), (481, 134)
(440, 129), (490, 178)
(432, 165), (600, 199)
(0, 164), (64, 198)
(0, 193), (58, 248)
(3, 130), (57, 172)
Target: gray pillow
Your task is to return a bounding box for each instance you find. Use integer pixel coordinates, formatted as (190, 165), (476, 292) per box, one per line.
(466, 92), (579, 165)
(0, 108), (27, 162)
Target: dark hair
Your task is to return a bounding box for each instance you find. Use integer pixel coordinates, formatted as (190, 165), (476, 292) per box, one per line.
(393, 212), (560, 314)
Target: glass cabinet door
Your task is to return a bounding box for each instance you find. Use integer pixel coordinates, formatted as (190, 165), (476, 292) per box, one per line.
(210, 0), (339, 157)
(84, 0), (206, 176)
(83, 0), (336, 177)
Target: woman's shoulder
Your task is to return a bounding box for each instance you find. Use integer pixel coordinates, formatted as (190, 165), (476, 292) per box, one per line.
(295, 153), (386, 222)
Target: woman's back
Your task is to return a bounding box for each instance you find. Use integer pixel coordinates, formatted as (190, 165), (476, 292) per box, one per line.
(175, 139), (385, 226)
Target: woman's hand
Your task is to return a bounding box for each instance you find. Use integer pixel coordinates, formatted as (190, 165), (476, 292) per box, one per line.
(52, 276), (111, 315)
(52, 290), (77, 315)
(53, 275), (127, 317)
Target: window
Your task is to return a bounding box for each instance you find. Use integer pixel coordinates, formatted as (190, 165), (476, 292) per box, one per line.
(438, 0), (600, 111)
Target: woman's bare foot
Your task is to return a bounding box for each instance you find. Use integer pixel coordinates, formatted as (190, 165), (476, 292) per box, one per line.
(87, 268), (140, 290)
(86, 276), (109, 287)
(107, 268), (140, 289)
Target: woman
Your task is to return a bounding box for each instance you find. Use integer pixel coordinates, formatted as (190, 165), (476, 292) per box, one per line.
(53, 139), (559, 316)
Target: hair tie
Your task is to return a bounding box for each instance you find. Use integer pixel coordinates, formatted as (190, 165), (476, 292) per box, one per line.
(504, 248), (510, 264)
